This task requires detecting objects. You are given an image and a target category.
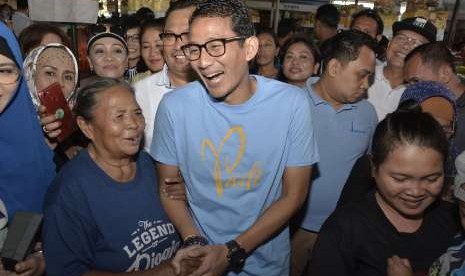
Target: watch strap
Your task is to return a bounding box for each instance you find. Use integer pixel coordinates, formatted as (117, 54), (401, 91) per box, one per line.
(225, 240), (247, 273)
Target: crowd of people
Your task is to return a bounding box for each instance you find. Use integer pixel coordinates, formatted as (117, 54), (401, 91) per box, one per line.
(0, 0), (465, 275)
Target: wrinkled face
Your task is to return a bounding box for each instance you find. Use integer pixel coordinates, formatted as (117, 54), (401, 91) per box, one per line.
(188, 16), (256, 102)
(141, 27), (164, 73)
(0, 53), (19, 113)
(386, 30), (428, 68)
(126, 27), (141, 60)
(88, 37), (128, 79)
(329, 45), (375, 106)
(162, 6), (195, 75)
(40, 32), (63, 46)
(374, 143), (444, 220)
(35, 47), (76, 99)
(256, 32), (278, 66)
(404, 54), (440, 84)
(352, 16), (379, 39)
(83, 85), (145, 158)
(283, 42), (317, 87)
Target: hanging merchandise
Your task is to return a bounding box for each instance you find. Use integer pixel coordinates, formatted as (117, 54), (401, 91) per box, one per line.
(29, 0), (99, 24)
(402, 0), (448, 40)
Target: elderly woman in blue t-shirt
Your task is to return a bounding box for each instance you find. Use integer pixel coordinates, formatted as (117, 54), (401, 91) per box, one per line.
(42, 77), (196, 275)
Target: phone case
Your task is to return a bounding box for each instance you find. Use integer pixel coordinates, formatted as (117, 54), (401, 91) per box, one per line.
(38, 82), (77, 142)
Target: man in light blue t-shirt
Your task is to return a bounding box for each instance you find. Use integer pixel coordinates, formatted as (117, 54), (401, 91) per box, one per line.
(150, 0), (318, 275)
(290, 30), (379, 276)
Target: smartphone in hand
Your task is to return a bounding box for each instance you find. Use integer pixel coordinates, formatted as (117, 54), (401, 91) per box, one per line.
(38, 82), (77, 142)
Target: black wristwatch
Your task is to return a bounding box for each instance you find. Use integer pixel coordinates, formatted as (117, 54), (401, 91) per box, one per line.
(225, 240), (247, 273)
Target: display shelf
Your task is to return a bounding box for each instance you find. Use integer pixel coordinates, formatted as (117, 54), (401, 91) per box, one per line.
(279, 2), (320, 12)
(246, 0), (274, 10)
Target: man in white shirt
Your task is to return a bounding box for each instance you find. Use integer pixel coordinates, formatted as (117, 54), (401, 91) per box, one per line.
(133, 0), (197, 152)
(367, 17), (437, 120)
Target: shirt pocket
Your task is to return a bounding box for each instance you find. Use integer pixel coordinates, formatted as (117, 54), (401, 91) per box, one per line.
(347, 121), (372, 153)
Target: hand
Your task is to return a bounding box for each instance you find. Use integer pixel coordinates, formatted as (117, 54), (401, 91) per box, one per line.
(179, 258), (202, 276)
(387, 255), (413, 276)
(39, 105), (62, 142)
(162, 175), (187, 201)
(172, 245), (229, 276)
(0, 252), (45, 276)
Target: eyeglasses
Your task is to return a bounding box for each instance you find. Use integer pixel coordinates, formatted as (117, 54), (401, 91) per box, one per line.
(392, 33), (424, 48)
(181, 36), (245, 61)
(159, 32), (189, 46)
(126, 34), (140, 43)
(0, 65), (20, 85)
(441, 122), (455, 137)
(90, 24), (126, 39)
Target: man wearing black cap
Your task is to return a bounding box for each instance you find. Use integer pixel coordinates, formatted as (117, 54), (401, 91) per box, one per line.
(367, 17), (437, 121)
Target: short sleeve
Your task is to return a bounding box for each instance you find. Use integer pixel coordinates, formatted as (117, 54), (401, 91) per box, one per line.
(308, 212), (352, 276)
(286, 91), (319, 167)
(42, 177), (97, 276)
(150, 95), (178, 165)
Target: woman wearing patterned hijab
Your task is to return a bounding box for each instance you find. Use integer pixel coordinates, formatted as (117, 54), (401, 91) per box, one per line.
(24, 43), (85, 170)
(23, 43), (79, 109)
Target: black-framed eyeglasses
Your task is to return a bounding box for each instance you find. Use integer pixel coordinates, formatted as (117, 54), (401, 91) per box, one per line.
(181, 36), (245, 61)
(159, 32), (189, 46)
(0, 65), (20, 85)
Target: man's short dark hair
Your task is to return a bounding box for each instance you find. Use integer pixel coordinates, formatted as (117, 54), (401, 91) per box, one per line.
(315, 4), (340, 28)
(320, 30), (377, 73)
(135, 7), (154, 23)
(350, 9), (384, 35)
(277, 18), (297, 38)
(405, 42), (456, 73)
(190, 0), (255, 38)
(123, 15), (140, 31)
(164, 0), (198, 29)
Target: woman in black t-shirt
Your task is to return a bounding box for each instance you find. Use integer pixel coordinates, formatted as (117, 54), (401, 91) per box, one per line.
(309, 110), (461, 276)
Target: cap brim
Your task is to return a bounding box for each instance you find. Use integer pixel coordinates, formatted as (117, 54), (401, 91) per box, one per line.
(87, 32), (128, 53)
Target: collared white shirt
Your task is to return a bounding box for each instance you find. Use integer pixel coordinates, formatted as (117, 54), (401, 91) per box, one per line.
(133, 64), (173, 152)
(367, 63), (405, 121)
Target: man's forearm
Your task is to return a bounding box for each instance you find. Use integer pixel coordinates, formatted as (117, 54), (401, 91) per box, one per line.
(235, 166), (312, 253)
(156, 163), (200, 239)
